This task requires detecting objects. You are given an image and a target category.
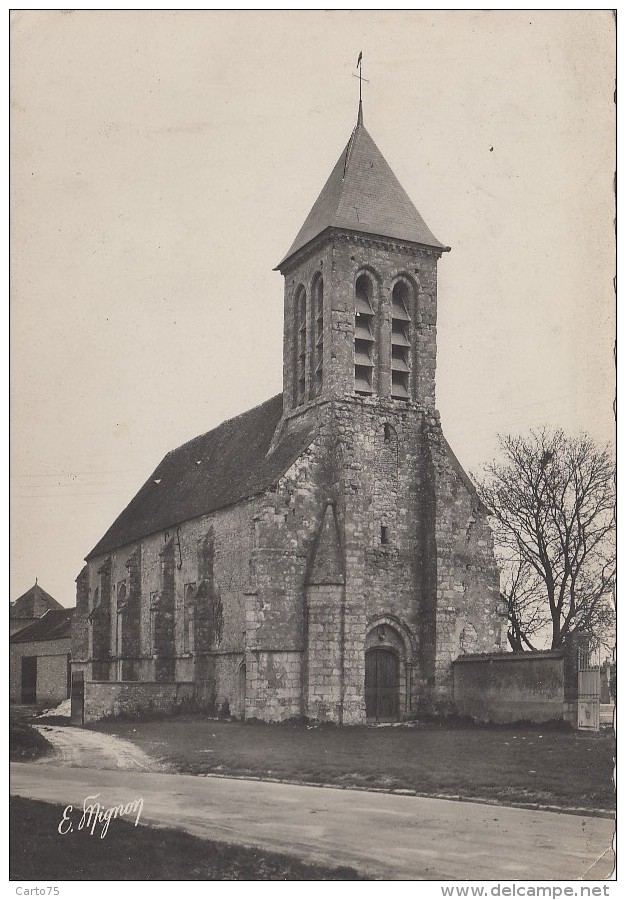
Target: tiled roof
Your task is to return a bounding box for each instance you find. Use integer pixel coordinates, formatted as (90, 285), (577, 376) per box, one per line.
(10, 608), (74, 644)
(86, 394), (316, 559)
(441, 436), (489, 515)
(277, 110), (446, 268)
(10, 583), (64, 618)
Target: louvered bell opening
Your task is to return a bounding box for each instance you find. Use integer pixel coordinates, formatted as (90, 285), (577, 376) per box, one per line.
(355, 315), (373, 340)
(355, 365), (373, 394)
(391, 320), (410, 346)
(391, 371), (409, 399)
(354, 339), (374, 367)
(392, 299), (410, 321)
(392, 346), (409, 372)
(356, 296), (374, 315)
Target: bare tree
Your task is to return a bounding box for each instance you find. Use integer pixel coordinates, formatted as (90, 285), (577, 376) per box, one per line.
(477, 430), (615, 651)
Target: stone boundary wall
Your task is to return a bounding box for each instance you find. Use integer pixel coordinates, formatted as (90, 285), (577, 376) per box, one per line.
(453, 651), (567, 724)
(82, 681), (195, 724)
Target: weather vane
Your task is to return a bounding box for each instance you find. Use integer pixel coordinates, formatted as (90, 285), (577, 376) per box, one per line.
(352, 51), (369, 104)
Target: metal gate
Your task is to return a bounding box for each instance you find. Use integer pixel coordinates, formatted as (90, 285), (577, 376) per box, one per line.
(365, 647), (399, 722)
(577, 668), (601, 731)
(71, 671), (85, 725)
(21, 656), (37, 703)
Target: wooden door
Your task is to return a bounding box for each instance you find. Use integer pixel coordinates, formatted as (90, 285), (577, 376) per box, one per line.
(365, 648), (399, 722)
(21, 656), (37, 703)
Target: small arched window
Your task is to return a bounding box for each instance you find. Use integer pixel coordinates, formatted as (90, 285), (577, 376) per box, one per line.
(116, 582), (126, 666)
(116, 582), (127, 611)
(391, 281), (412, 400)
(354, 274), (375, 394)
(311, 275), (323, 398)
(294, 287), (307, 405)
(87, 586), (100, 625)
(184, 583), (196, 654)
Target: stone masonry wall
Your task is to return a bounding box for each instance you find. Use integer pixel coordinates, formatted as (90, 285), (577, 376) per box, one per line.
(270, 393), (502, 723)
(154, 540), (176, 682)
(243, 434), (335, 720)
(121, 547), (141, 681)
(423, 413), (505, 710)
(91, 557), (112, 681)
(305, 584), (344, 720)
(82, 681), (195, 724)
(281, 239), (335, 414)
(328, 233), (439, 407)
(453, 651), (566, 723)
(331, 397), (425, 722)
(251, 389), (502, 724)
(245, 651), (302, 721)
(72, 566), (90, 666)
(280, 231), (439, 412)
(80, 497), (259, 720)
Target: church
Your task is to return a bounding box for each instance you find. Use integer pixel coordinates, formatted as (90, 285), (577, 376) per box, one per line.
(71, 95), (505, 725)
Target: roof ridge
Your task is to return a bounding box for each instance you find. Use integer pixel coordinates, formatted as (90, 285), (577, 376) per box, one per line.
(85, 394), (318, 560)
(10, 607), (74, 643)
(342, 123), (359, 181)
(159, 394), (283, 462)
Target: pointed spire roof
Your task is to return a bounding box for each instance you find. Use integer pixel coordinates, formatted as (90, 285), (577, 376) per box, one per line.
(277, 107), (447, 269)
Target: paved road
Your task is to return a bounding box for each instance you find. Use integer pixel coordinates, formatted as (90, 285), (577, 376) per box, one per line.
(10, 763), (614, 880)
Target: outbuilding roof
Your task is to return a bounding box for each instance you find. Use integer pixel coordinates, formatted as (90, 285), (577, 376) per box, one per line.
(10, 608), (74, 643)
(86, 394), (316, 560)
(277, 105), (447, 268)
(10, 583), (64, 618)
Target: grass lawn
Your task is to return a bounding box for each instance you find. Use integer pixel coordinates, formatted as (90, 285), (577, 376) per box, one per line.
(9, 797), (365, 880)
(91, 717), (615, 812)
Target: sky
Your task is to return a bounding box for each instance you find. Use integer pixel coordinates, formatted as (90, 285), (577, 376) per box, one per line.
(10, 10), (615, 607)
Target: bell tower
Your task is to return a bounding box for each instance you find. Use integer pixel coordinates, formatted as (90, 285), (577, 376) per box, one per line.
(268, 92), (502, 725)
(275, 101), (449, 417)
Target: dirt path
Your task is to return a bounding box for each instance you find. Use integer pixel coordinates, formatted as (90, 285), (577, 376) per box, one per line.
(33, 725), (168, 772)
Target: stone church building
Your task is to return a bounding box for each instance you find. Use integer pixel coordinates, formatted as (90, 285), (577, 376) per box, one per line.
(72, 99), (505, 725)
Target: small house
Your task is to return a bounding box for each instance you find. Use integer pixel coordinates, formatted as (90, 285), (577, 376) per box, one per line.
(10, 608), (74, 704)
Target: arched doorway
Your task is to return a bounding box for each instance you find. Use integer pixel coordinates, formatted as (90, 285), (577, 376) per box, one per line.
(365, 647), (399, 722)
